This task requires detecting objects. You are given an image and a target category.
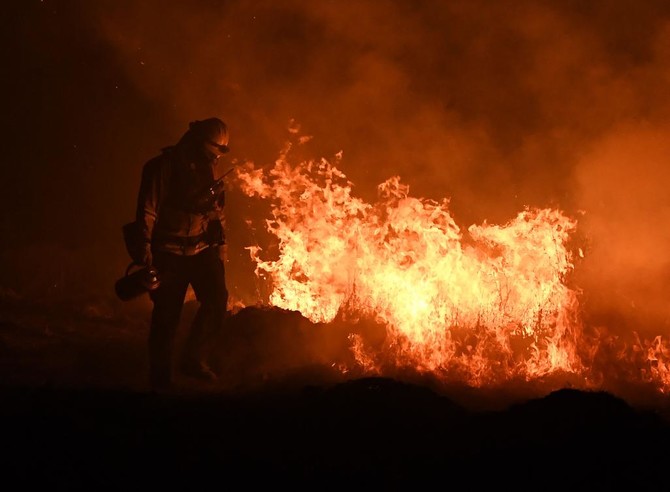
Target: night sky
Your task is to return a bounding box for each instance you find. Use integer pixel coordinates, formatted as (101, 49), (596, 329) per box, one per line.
(2, 0), (670, 336)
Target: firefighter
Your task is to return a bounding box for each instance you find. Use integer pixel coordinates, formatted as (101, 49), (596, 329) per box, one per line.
(134, 117), (230, 390)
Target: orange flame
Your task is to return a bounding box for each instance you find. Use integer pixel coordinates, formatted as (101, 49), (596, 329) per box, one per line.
(234, 143), (670, 394)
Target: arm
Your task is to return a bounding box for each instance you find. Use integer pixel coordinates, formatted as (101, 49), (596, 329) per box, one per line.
(204, 167), (233, 247)
(206, 191), (226, 247)
(135, 159), (165, 264)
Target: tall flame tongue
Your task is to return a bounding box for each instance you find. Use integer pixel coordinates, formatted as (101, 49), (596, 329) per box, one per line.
(235, 147), (586, 387)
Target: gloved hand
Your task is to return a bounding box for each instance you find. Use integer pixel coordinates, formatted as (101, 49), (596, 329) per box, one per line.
(141, 242), (153, 266)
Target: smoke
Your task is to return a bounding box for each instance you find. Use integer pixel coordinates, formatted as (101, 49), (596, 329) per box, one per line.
(574, 123), (670, 333)
(83, 1), (670, 198)
(4, 0), (670, 332)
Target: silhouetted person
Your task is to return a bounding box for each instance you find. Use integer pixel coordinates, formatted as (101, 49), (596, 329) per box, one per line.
(135, 117), (230, 390)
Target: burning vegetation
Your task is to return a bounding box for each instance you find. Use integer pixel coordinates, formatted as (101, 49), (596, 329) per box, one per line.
(232, 137), (669, 397)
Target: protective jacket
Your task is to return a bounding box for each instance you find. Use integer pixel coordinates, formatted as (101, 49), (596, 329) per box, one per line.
(136, 145), (226, 256)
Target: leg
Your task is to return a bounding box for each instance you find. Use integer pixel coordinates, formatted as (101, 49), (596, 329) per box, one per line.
(181, 246), (228, 379)
(148, 252), (189, 390)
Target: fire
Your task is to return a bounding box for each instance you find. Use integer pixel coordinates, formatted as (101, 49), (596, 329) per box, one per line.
(234, 142), (670, 393)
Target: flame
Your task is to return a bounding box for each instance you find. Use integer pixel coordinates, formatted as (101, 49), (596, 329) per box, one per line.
(233, 142), (670, 393)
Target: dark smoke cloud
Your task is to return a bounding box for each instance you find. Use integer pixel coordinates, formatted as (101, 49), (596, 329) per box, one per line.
(3, 0), (670, 333)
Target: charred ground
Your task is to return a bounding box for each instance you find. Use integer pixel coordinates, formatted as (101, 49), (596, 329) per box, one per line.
(1, 297), (669, 489)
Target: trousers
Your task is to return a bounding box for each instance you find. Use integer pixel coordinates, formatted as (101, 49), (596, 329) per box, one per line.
(148, 246), (228, 388)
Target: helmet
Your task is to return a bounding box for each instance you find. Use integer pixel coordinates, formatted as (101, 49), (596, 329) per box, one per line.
(181, 117), (230, 161)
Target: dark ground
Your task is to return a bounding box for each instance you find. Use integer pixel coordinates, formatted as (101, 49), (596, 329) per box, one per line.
(1, 296), (669, 490)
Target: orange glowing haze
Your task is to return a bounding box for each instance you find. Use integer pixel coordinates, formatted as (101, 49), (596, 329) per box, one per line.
(234, 139), (668, 393)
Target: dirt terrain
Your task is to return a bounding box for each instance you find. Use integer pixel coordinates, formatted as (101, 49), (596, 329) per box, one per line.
(1, 296), (669, 489)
